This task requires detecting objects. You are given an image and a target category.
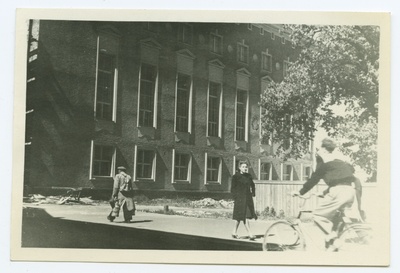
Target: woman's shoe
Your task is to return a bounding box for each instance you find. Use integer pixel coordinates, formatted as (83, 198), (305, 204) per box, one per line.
(249, 236), (256, 241)
(107, 215), (115, 222)
(231, 234), (239, 239)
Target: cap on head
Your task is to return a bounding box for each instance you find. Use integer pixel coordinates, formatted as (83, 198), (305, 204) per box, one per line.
(117, 166), (126, 171)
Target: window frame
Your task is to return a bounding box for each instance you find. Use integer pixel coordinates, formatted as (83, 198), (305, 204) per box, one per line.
(178, 23), (193, 45)
(94, 35), (118, 122)
(237, 40), (249, 64)
(210, 30), (223, 55)
(258, 160), (280, 181)
(174, 73), (192, 133)
(261, 49), (272, 73)
(90, 141), (116, 179)
(133, 146), (157, 182)
(207, 81), (223, 137)
(137, 62), (158, 128)
(171, 149), (192, 183)
(282, 162), (300, 181)
(259, 161), (272, 180)
(205, 153), (222, 184)
(235, 88), (249, 142)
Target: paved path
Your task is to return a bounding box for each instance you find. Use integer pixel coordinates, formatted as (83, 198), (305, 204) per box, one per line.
(23, 203), (274, 250)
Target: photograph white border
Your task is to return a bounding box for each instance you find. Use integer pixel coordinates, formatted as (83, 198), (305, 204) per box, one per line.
(4, 3), (395, 271)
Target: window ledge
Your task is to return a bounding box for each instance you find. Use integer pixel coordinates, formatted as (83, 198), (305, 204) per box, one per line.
(207, 136), (222, 148)
(205, 181), (222, 185)
(134, 178), (155, 183)
(173, 180), (190, 184)
(91, 176), (113, 180)
(175, 131), (190, 144)
(95, 119), (116, 133)
(138, 126), (156, 139)
(235, 140), (247, 151)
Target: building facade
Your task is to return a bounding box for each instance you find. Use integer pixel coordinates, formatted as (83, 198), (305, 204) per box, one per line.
(24, 20), (313, 198)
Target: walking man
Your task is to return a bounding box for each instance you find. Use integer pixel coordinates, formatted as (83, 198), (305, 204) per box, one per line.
(107, 166), (135, 223)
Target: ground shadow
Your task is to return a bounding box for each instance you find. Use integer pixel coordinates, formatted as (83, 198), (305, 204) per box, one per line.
(22, 207), (261, 251)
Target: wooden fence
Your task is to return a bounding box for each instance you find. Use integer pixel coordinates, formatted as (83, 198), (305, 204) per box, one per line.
(253, 180), (378, 218)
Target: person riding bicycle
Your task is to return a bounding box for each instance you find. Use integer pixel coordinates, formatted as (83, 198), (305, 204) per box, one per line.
(291, 138), (358, 250)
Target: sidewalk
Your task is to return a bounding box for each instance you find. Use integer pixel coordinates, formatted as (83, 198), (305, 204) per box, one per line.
(23, 203), (274, 249)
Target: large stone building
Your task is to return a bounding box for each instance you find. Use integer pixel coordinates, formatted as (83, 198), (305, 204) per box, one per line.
(24, 20), (313, 198)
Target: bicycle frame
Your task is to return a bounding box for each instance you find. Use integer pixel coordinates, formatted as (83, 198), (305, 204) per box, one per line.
(262, 193), (373, 252)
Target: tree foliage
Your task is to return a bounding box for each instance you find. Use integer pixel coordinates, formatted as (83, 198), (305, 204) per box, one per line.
(260, 25), (379, 178)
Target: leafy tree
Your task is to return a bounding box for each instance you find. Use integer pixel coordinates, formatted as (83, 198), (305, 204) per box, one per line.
(260, 25), (379, 178)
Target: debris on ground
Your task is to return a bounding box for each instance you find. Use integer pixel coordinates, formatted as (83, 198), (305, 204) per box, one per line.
(190, 198), (234, 209)
(23, 194), (102, 206)
(218, 199), (234, 209)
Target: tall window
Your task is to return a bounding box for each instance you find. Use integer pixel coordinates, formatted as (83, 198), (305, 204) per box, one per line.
(210, 31), (223, 55)
(236, 89), (248, 141)
(92, 144), (115, 177)
(237, 41), (249, 64)
(96, 52), (116, 120)
(207, 155), (221, 183)
(136, 149), (155, 179)
(208, 82), (222, 137)
(259, 161), (279, 180)
(174, 152), (190, 181)
(139, 63), (157, 127)
(283, 164), (292, 181)
(261, 49), (272, 72)
(178, 23), (193, 45)
(176, 73), (191, 132)
(283, 163), (299, 181)
(260, 162), (271, 180)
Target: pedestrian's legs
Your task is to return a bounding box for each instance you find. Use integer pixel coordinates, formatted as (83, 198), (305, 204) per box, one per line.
(314, 186), (355, 234)
(232, 220), (240, 238)
(244, 220), (255, 240)
(122, 200), (132, 222)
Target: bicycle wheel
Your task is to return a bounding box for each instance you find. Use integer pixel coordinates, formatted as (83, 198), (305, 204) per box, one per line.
(262, 221), (305, 251)
(336, 223), (373, 252)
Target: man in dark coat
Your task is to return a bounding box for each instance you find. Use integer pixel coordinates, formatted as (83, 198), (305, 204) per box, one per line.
(231, 161), (257, 240)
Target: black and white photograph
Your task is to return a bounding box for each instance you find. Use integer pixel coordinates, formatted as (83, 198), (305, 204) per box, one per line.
(9, 8), (390, 267)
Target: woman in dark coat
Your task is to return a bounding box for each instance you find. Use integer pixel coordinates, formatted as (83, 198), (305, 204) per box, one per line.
(231, 161), (257, 240)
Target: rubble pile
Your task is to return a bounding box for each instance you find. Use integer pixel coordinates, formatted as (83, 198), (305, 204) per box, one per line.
(190, 198), (234, 209)
(218, 199), (234, 209)
(23, 194), (98, 205)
